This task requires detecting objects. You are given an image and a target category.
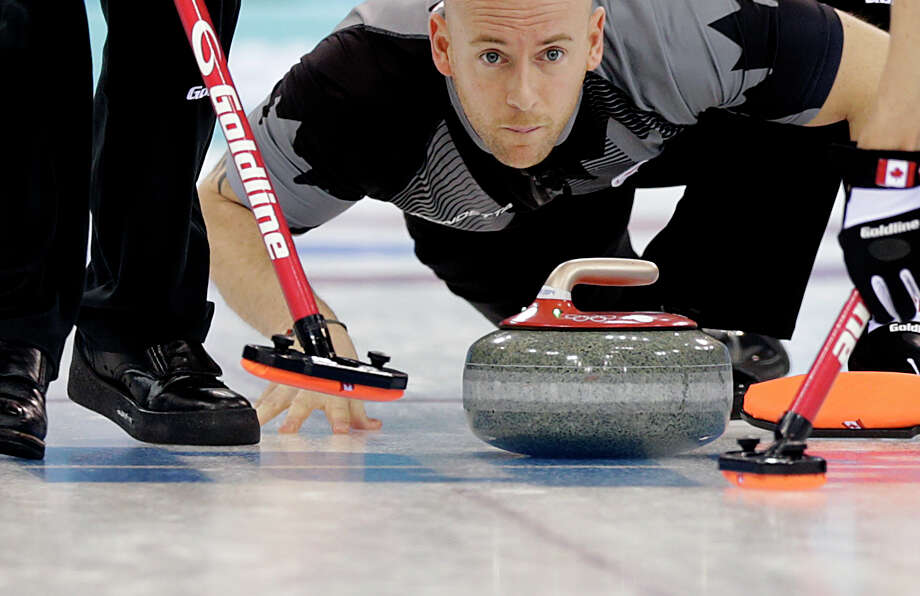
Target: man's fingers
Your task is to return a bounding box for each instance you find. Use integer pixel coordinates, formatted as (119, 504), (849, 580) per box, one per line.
(255, 384), (294, 426)
(871, 275), (900, 321)
(900, 269), (920, 320)
(257, 385), (384, 434)
(254, 382), (279, 409)
(349, 400), (383, 430)
(279, 394), (318, 433)
(324, 396), (351, 434)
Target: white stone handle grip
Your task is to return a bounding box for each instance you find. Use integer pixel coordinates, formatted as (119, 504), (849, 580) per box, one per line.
(540, 258), (659, 300)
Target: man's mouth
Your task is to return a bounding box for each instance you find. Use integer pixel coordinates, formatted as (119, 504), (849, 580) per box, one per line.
(501, 125), (544, 135)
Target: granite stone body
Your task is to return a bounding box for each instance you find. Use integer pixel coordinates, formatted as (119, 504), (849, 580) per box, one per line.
(463, 328), (733, 457)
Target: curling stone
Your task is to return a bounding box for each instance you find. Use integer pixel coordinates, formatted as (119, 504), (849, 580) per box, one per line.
(463, 258), (733, 458)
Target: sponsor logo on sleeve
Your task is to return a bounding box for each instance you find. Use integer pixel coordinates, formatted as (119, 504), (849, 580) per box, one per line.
(186, 85), (210, 101)
(859, 219), (920, 239)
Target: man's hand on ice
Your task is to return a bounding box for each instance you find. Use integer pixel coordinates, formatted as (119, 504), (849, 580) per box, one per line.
(255, 383), (383, 434)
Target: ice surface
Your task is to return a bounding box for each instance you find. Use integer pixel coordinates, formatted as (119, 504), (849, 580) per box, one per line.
(3, 4), (915, 595)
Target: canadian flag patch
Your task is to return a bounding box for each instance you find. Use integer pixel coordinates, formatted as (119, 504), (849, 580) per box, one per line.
(876, 159), (918, 188)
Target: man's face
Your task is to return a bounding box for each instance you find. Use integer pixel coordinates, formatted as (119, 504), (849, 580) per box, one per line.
(430, 0), (605, 169)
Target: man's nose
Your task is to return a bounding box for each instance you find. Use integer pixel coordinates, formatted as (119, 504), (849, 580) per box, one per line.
(506, 62), (538, 112)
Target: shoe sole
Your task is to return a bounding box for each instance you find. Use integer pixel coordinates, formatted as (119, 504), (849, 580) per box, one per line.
(67, 348), (260, 446)
(0, 429), (45, 460)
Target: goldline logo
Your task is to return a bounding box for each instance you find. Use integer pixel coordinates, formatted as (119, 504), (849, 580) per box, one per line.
(859, 219), (920, 239)
(190, 9), (290, 260)
(191, 19), (221, 76)
(186, 86), (210, 101)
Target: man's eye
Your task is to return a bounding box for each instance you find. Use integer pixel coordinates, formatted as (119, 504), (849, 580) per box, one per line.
(481, 51), (503, 65)
(545, 48), (564, 62)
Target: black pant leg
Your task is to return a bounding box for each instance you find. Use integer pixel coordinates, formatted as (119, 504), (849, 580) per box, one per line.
(79, 0), (241, 350)
(0, 1), (92, 376)
(634, 111), (850, 339)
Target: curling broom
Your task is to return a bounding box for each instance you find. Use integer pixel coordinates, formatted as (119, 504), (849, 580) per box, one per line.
(174, 0), (407, 401)
(719, 289), (870, 490)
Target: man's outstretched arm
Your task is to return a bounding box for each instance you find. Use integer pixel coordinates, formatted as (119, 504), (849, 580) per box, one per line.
(857, 0), (920, 150)
(806, 9), (889, 135)
(818, 2), (920, 329)
(198, 161), (382, 434)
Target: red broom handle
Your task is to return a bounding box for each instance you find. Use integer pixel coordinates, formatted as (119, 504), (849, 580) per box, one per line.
(788, 288), (871, 422)
(174, 0), (320, 321)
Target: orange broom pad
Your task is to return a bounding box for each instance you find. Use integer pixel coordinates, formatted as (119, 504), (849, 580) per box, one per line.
(743, 372), (920, 436)
(720, 470), (827, 491)
(241, 359), (405, 402)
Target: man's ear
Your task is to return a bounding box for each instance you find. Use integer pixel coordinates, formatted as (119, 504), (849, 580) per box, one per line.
(429, 13), (453, 77)
(586, 7), (606, 71)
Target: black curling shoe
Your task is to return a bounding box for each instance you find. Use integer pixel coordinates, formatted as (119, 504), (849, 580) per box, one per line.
(703, 329), (791, 420)
(0, 340), (50, 460)
(68, 333), (259, 446)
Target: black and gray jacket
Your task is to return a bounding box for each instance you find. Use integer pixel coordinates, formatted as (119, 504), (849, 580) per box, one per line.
(223, 0), (846, 233)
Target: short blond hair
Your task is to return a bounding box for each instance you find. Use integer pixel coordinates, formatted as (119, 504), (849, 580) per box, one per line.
(443, 0), (595, 20)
